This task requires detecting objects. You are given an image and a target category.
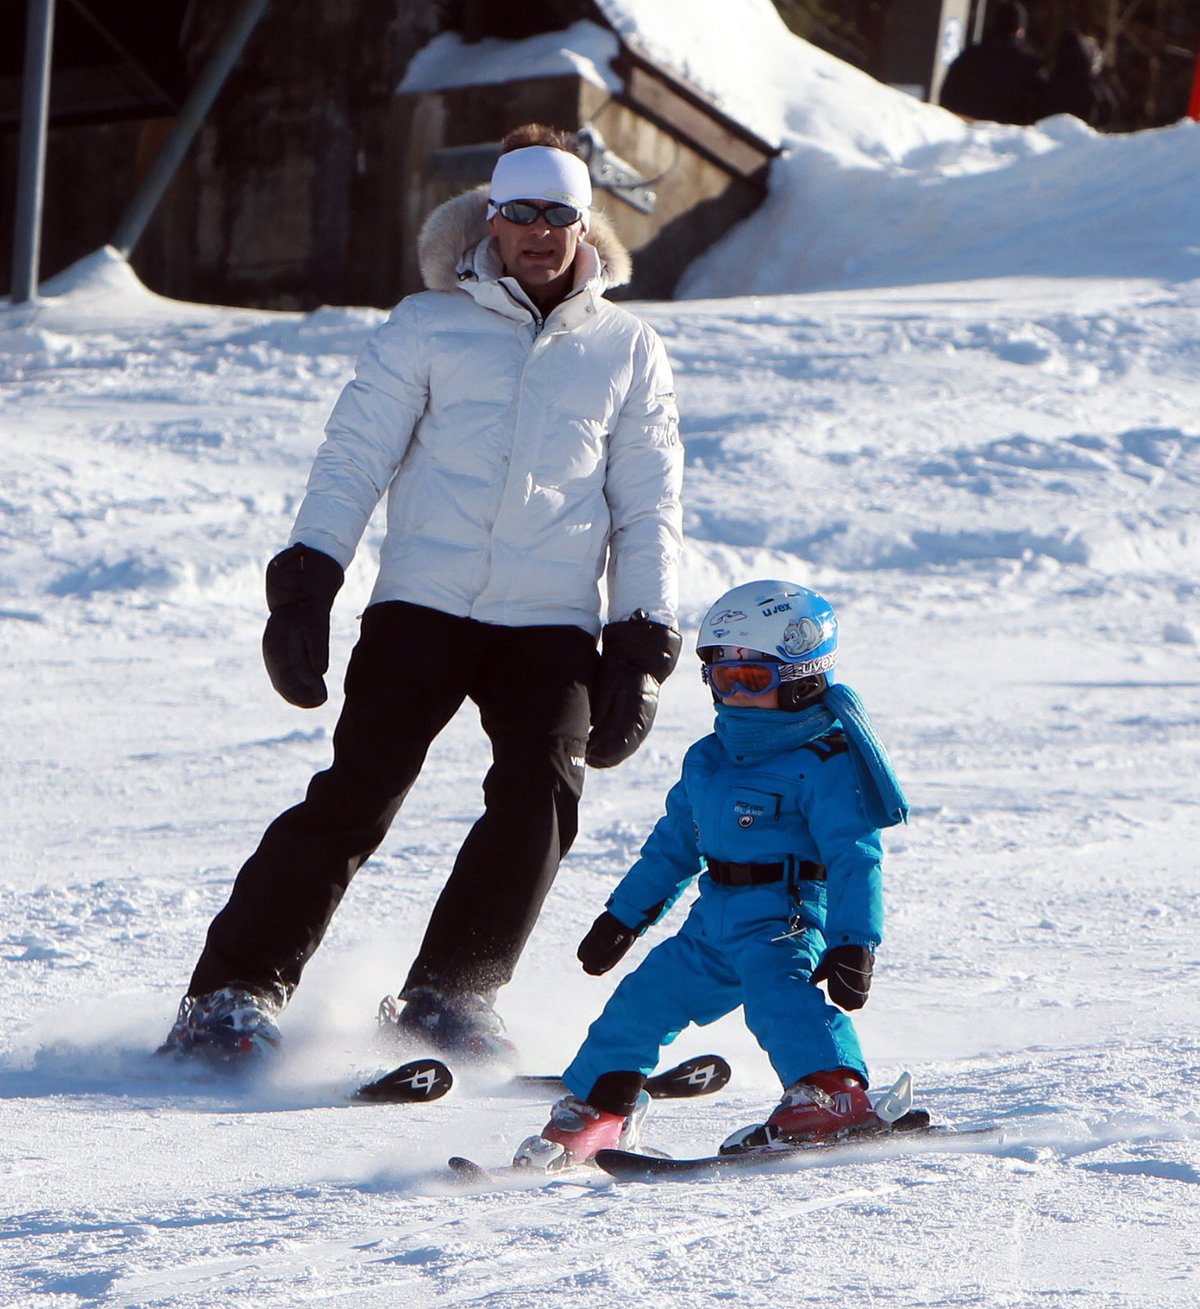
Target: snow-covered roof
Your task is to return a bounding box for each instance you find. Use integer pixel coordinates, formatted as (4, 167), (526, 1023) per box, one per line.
(398, 20), (622, 98)
(397, 1), (789, 149)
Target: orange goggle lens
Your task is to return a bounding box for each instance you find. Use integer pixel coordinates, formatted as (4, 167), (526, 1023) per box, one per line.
(704, 661), (782, 696)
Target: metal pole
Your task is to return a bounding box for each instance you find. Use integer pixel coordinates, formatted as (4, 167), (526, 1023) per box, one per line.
(110, 0), (269, 259)
(972, 0), (989, 45)
(10, 0), (56, 305)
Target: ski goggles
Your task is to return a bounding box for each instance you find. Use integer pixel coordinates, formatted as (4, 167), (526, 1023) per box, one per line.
(491, 199), (584, 228)
(702, 660), (806, 697)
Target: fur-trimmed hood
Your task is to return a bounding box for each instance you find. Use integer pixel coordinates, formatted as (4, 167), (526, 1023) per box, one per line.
(417, 185), (633, 294)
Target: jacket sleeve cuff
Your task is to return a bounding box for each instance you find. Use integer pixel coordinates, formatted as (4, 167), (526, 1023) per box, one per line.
(287, 530), (355, 572)
(607, 606), (678, 628)
(605, 895), (654, 933)
(823, 928), (881, 951)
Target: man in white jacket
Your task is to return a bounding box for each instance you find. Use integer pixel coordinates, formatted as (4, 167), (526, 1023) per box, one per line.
(162, 125), (684, 1063)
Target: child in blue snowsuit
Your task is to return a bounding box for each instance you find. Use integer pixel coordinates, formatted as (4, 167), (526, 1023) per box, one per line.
(517, 580), (908, 1168)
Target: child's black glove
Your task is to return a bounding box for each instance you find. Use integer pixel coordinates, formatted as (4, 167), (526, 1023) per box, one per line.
(262, 543), (345, 707)
(577, 911), (638, 975)
(812, 945), (874, 1010)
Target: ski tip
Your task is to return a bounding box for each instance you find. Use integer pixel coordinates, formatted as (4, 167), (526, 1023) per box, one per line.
(447, 1155), (492, 1181)
(646, 1053), (732, 1099)
(353, 1057), (454, 1104)
(516, 1053), (732, 1100)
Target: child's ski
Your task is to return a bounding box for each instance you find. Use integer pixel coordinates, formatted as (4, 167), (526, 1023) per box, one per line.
(444, 1154), (601, 1185)
(593, 1112), (1005, 1181)
(446, 1143), (671, 1187)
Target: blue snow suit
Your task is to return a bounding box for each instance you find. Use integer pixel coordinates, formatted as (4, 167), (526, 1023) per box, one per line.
(564, 689), (906, 1096)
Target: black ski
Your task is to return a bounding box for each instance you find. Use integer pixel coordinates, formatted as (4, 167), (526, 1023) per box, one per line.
(352, 1057), (454, 1104)
(517, 1053), (732, 1100)
(358, 1052), (731, 1105)
(594, 1110), (1004, 1181)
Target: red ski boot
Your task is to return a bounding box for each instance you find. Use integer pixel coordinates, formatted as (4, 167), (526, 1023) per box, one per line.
(721, 1069), (875, 1153)
(513, 1091), (651, 1172)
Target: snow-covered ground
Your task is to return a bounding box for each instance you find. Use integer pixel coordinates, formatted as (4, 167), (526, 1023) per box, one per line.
(3, 6), (1200, 1307)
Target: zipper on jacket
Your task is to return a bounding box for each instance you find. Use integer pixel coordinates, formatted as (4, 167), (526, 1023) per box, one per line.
(499, 280), (544, 334)
(471, 301), (539, 610)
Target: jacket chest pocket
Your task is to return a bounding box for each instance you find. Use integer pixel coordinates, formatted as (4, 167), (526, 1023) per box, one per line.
(727, 787), (783, 834)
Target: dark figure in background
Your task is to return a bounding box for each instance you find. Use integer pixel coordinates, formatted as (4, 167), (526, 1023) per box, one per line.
(939, 1), (1047, 126)
(159, 123), (684, 1067)
(1040, 29), (1117, 128)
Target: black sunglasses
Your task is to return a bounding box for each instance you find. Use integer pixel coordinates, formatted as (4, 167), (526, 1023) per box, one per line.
(491, 199), (583, 228)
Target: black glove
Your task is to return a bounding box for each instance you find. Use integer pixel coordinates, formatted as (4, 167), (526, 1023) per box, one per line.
(261, 543), (345, 708)
(577, 911), (639, 976)
(585, 611), (682, 768)
(812, 944), (874, 1011)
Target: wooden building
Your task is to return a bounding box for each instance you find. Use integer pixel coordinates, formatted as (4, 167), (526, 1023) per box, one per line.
(2, 0), (779, 307)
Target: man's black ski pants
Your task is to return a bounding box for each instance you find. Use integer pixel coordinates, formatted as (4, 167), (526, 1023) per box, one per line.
(188, 600), (595, 1006)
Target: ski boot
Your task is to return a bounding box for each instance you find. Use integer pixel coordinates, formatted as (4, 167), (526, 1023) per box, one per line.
(720, 1068), (875, 1153)
(513, 1088), (651, 1173)
(376, 988), (519, 1064)
(157, 988), (282, 1063)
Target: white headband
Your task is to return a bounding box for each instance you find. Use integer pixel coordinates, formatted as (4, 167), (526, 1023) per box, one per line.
(488, 146), (592, 231)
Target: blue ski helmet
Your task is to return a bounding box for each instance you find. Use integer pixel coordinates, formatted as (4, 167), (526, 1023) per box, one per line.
(697, 580), (838, 709)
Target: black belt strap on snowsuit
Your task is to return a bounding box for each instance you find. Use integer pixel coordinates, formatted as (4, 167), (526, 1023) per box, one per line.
(704, 857), (826, 887)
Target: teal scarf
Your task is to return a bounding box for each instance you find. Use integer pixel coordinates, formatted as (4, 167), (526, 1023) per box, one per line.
(714, 683), (908, 829)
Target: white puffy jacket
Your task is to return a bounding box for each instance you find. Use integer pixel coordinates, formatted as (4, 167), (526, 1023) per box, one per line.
(289, 189), (684, 637)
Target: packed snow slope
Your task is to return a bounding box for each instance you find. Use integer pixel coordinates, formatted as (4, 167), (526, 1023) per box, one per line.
(3, 10), (1200, 1309)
